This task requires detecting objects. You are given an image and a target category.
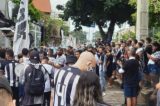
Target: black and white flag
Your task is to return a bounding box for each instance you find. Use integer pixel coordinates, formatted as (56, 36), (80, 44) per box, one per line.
(13, 0), (30, 56)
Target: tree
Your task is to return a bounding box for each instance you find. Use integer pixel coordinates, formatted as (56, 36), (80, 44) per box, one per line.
(129, 0), (160, 27)
(153, 31), (160, 43)
(12, 0), (41, 22)
(93, 31), (102, 42)
(41, 14), (69, 45)
(58, 0), (135, 42)
(12, 0), (69, 45)
(70, 30), (87, 44)
(121, 31), (136, 41)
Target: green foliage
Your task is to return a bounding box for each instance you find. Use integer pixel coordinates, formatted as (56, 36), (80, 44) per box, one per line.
(153, 31), (160, 43)
(56, 5), (65, 10)
(70, 30), (87, 44)
(121, 31), (136, 41)
(153, 28), (160, 42)
(41, 14), (69, 45)
(129, 0), (160, 27)
(12, 0), (41, 22)
(61, 25), (69, 36)
(93, 31), (102, 41)
(60, 0), (135, 42)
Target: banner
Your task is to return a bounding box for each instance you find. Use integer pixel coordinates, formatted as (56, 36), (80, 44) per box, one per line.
(60, 28), (66, 48)
(13, 0), (30, 56)
(66, 35), (77, 48)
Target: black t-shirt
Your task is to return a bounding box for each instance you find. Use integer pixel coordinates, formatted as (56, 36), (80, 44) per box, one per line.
(123, 59), (140, 87)
(106, 54), (113, 70)
(144, 44), (152, 65)
(145, 44), (152, 54)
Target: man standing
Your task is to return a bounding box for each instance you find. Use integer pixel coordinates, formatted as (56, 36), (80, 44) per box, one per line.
(22, 48), (30, 64)
(15, 48), (30, 102)
(41, 56), (54, 106)
(75, 50), (82, 59)
(22, 50), (48, 106)
(51, 47), (66, 70)
(53, 51), (96, 106)
(118, 48), (140, 106)
(95, 46), (106, 95)
(4, 49), (19, 106)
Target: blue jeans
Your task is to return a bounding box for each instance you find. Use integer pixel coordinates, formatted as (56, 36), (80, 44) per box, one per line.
(148, 64), (160, 87)
(99, 70), (106, 92)
(148, 64), (159, 74)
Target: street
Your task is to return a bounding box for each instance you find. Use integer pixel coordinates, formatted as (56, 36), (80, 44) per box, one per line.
(103, 85), (146, 106)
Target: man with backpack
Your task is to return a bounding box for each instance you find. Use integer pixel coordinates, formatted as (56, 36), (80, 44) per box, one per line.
(22, 50), (48, 106)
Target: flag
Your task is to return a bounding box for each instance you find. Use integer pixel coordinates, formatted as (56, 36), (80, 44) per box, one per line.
(60, 28), (65, 48)
(13, 0), (30, 56)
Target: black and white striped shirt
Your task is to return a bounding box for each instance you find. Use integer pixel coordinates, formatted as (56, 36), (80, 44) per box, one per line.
(54, 66), (80, 106)
(4, 60), (19, 87)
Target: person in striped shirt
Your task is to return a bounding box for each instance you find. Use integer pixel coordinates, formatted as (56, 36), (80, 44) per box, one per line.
(53, 51), (96, 106)
(4, 49), (19, 106)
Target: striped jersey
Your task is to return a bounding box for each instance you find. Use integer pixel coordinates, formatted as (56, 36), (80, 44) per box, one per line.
(4, 60), (19, 87)
(54, 66), (80, 106)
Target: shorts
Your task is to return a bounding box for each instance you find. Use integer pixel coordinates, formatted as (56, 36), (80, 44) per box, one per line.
(124, 86), (139, 97)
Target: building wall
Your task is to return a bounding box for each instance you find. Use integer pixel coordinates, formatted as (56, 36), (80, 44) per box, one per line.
(0, 32), (11, 48)
(0, 0), (9, 19)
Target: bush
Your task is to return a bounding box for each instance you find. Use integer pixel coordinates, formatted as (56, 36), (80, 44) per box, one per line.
(153, 31), (160, 42)
(121, 31), (136, 41)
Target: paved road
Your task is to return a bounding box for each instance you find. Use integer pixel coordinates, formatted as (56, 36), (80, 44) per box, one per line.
(103, 87), (124, 106)
(103, 86), (146, 106)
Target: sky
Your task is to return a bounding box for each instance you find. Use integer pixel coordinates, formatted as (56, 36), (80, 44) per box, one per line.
(50, 0), (68, 12)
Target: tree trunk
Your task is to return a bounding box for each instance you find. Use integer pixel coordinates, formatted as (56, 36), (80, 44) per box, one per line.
(106, 20), (116, 43)
(97, 20), (116, 43)
(97, 24), (106, 40)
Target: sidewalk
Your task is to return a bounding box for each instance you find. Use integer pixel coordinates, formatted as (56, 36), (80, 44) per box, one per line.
(103, 85), (146, 106)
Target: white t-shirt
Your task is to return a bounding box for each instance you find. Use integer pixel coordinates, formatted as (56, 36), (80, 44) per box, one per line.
(42, 64), (55, 92)
(49, 57), (56, 63)
(148, 51), (160, 65)
(15, 60), (29, 84)
(23, 57), (30, 64)
(56, 54), (66, 66)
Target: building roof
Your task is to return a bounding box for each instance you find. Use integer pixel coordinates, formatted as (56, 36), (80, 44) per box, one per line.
(32, 0), (51, 13)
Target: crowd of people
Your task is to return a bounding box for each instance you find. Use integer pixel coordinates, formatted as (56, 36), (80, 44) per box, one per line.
(0, 37), (160, 106)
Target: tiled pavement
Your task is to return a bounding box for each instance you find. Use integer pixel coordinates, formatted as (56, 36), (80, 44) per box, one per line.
(103, 86), (146, 106)
(103, 87), (124, 106)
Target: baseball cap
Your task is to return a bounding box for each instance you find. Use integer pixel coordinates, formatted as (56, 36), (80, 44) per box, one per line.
(29, 50), (40, 63)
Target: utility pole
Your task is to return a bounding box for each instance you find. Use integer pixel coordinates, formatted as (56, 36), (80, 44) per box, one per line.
(136, 0), (149, 40)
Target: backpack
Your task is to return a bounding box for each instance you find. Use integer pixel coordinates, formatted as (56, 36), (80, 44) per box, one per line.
(27, 64), (45, 96)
